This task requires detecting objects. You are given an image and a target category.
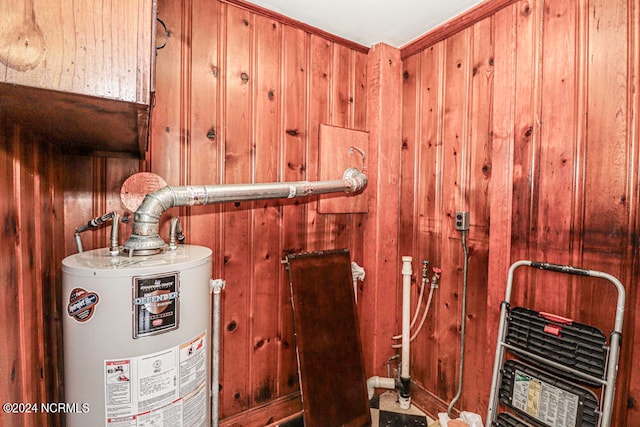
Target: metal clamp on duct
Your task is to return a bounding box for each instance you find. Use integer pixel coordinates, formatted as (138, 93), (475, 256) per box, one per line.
(122, 167), (368, 254)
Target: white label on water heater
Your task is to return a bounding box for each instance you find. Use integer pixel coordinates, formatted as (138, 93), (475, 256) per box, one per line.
(104, 331), (208, 426)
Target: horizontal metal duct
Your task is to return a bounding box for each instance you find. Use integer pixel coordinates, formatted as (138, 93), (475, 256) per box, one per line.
(122, 167), (368, 253)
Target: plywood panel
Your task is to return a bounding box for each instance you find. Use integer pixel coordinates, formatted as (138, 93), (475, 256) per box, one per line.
(286, 250), (370, 427)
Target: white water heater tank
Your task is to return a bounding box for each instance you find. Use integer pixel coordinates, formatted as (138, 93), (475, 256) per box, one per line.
(62, 245), (212, 427)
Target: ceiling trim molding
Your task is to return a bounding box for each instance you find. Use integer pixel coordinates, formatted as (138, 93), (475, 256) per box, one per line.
(220, 0), (370, 54)
(400, 0), (520, 59)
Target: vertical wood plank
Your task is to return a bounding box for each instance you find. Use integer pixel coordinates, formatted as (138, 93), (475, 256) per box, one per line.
(307, 35), (332, 252)
(625, 1), (640, 424)
(399, 51), (419, 376)
(530, 0), (577, 314)
(0, 127), (25, 423)
(463, 16), (493, 412)
(579, 0), (628, 321)
(16, 130), (42, 412)
(349, 51), (368, 266)
(324, 43), (353, 250)
(361, 43), (402, 377)
(151, 0), (184, 183)
(509, 0), (541, 306)
(414, 44), (444, 393)
(221, 4), (253, 414)
(579, 0), (631, 420)
(398, 55), (422, 266)
(486, 1), (516, 418)
(189, 0), (223, 409)
(40, 141), (65, 427)
(436, 28), (469, 401)
(249, 13), (281, 406)
(277, 24), (308, 397)
(0, 123), (65, 426)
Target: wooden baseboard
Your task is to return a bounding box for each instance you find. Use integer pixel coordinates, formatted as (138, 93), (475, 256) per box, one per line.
(218, 383), (454, 426)
(219, 392), (302, 427)
(410, 382), (460, 420)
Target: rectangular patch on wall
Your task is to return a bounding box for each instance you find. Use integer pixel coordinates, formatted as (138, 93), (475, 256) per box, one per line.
(318, 124), (369, 213)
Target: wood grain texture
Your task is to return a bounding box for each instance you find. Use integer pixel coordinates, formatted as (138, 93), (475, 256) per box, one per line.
(400, 0), (520, 59)
(220, 0), (369, 54)
(286, 250), (370, 427)
(401, 0), (639, 423)
(6, 0), (639, 426)
(1, 0), (153, 103)
(317, 124), (368, 213)
(361, 43), (403, 378)
(143, 0), (369, 420)
(0, 120), (64, 427)
(0, 0), (154, 158)
(0, 84), (150, 157)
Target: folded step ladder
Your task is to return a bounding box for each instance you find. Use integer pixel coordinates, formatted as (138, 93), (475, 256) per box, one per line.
(486, 260), (626, 427)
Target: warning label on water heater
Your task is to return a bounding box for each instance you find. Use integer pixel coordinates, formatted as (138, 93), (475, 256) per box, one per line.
(104, 331), (208, 427)
(133, 272), (179, 338)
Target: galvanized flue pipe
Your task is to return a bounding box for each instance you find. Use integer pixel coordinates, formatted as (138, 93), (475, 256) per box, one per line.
(122, 167), (368, 254)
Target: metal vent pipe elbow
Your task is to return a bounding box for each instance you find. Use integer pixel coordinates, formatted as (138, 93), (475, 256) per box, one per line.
(122, 167), (367, 253)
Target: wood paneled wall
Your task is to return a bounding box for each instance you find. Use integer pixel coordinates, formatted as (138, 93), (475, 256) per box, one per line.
(0, 120), (65, 427)
(5, 0), (640, 426)
(153, 0), (369, 418)
(401, 0), (639, 423)
(62, 0), (370, 421)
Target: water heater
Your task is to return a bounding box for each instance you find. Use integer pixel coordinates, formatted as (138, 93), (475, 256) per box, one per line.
(62, 245), (212, 427)
(60, 167), (369, 427)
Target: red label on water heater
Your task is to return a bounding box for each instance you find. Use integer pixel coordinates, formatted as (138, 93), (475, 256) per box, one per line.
(67, 287), (100, 322)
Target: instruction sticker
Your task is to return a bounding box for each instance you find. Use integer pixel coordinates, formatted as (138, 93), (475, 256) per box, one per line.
(512, 370), (579, 427)
(133, 272), (179, 338)
(104, 332), (208, 427)
(67, 288), (100, 322)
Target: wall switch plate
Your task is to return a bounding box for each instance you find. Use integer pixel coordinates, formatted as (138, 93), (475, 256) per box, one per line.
(455, 211), (470, 231)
